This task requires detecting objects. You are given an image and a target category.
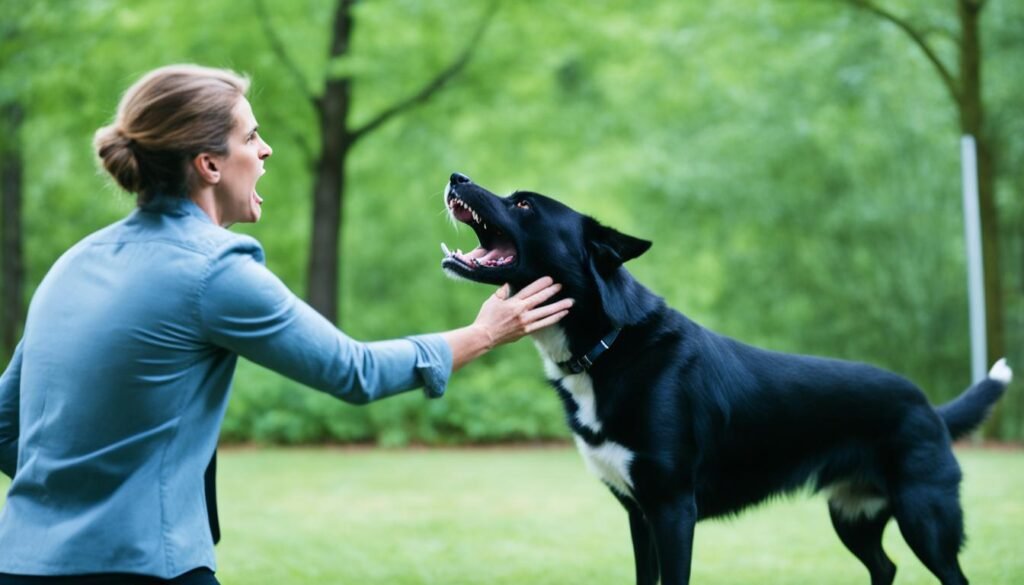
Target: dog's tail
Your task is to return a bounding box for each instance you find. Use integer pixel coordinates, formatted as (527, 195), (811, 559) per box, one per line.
(936, 358), (1013, 440)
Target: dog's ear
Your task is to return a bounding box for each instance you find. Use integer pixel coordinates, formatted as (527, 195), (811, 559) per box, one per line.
(587, 222), (652, 276)
(585, 220), (656, 327)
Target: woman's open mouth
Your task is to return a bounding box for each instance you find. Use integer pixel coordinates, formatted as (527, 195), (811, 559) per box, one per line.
(254, 167), (266, 205)
(441, 194), (518, 272)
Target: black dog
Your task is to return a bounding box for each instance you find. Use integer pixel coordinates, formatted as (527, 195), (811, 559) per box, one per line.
(440, 172), (1012, 585)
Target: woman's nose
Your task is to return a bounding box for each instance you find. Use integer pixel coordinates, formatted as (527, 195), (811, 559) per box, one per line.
(260, 139), (273, 159)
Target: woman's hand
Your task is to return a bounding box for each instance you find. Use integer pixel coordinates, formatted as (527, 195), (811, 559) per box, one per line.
(473, 277), (573, 347)
(442, 277), (573, 372)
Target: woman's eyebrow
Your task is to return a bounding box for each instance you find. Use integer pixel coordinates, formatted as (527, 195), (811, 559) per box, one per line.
(246, 125), (259, 138)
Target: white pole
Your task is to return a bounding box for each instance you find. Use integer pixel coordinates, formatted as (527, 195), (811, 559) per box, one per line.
(960, 135), (987, 383)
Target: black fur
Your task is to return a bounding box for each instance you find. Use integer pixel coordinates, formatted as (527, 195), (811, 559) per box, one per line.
(440, 173), (1011, 585)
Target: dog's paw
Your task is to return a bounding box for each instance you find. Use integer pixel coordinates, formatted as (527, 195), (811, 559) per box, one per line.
(988, 358), (1013, 385)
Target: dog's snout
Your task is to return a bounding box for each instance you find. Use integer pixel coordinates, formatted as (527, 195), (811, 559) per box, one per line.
(450, 172), (472, 186)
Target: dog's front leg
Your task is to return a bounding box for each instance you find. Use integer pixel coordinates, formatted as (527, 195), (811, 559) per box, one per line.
(615, 493), (659, 585)
(648, 492), (697, 585)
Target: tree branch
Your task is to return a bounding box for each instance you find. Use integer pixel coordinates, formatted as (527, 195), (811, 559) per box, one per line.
(349, 1), (498, 144)
(918, 23), (959, 48)
(255, 0), (316, 165)
(843, 0), (960, 104)
(256, 0), (316, 102)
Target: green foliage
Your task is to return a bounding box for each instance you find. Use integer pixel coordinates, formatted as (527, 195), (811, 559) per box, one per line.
(225, 345), (568, 446)
(2, 0), (1022, 441)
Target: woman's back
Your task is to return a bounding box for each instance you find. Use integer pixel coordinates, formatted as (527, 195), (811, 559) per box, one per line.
(0, 196), (246, 577)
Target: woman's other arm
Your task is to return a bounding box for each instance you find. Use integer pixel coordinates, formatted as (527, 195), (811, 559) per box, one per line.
(0, 341), (23, 478)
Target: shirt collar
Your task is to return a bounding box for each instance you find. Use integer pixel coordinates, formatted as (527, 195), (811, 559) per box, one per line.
(139, 194), (215, 225)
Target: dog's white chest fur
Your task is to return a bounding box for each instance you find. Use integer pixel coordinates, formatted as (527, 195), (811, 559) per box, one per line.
(532, 326), (636, 498)
(572, 436), (636, 498)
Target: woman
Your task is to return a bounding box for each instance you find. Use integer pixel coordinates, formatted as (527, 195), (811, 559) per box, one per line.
(0, 65), (572, 584)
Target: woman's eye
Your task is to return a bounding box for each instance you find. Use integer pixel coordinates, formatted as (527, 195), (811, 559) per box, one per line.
(515, 200), (530, 209)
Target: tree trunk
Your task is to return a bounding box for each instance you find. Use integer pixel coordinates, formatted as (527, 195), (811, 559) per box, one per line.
(958, 0), (1005, 435)
(299, 0), (492, 324)
(1, 102), (24, 356)
(306, 0), (355, 324)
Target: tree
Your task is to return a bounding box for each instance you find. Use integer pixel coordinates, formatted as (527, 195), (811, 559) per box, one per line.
(257, 0), (496, 324)
(0, 1), (30, 357)
(0, 0), (199, 361)
(0, 102), (23, 356)
(841, 0), (1006, 432)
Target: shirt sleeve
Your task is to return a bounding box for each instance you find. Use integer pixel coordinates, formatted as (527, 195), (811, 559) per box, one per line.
(198, 243), (452, 404)
(0, 340), (23, 478)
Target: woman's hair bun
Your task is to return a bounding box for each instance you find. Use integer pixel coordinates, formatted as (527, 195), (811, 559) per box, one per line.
(94, 124), (142, 194)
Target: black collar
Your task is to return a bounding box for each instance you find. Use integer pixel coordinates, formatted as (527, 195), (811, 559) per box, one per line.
(558, 328), (622, 374)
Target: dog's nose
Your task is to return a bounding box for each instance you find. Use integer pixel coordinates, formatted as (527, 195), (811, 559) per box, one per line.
(450, 172), (472, 186)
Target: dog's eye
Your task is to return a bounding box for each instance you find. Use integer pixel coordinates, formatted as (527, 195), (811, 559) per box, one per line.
(515, 200), (531, 210)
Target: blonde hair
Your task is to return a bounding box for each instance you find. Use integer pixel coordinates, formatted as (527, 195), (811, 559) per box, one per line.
(94, 64), (250, 203)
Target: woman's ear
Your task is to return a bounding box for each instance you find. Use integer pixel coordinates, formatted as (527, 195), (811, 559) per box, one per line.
(192, 153), (221, 185)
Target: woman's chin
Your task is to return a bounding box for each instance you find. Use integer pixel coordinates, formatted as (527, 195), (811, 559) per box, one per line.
(250, 192), (264, 222)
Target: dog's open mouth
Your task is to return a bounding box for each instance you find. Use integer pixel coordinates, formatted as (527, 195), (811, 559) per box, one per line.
(441, 192), (517, 273)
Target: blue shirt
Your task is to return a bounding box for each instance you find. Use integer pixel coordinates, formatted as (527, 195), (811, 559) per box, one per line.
(0, 196), (452, 578)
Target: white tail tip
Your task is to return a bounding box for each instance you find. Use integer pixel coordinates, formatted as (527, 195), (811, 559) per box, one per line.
(988, 358), (1013, 385)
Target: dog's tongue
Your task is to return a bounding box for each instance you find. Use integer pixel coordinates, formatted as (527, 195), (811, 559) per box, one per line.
(444, 244), (516, 267)
(464, 247), (488, 260)
(442, 240), (516, 268)
(477, 248), (506, 263)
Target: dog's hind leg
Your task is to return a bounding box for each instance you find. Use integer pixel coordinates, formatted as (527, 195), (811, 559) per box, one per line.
(615, 493), (660, 585)
(828, 502), (896, 585)
(891, 445), (969, 585)
(891, 485), (969, 585)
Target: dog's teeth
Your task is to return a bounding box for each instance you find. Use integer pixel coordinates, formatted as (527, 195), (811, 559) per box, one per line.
(441, 242), (451, 257)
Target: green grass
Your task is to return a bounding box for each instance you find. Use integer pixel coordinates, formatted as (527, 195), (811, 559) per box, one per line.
(1, 446), (1021, 583)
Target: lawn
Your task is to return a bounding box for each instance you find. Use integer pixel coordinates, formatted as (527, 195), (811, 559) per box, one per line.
(1, 446), (1021, 584)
